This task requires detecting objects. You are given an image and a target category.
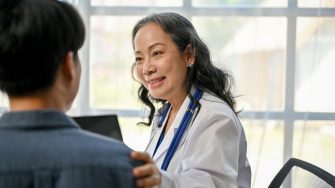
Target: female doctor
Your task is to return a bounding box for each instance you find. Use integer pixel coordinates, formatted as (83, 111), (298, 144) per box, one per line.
(131, 12), (251, 188)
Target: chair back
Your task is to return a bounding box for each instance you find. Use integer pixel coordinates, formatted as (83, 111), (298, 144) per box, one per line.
(269, 158), (335, 188)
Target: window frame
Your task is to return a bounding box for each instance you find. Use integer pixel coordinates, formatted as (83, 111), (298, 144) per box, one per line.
(73, 0), (335, 187)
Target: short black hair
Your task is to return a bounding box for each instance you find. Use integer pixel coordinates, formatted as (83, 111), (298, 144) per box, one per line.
(0, 0), (85, 96)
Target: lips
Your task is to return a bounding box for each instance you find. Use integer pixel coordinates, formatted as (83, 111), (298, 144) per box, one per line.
(146, 77), (165, 89)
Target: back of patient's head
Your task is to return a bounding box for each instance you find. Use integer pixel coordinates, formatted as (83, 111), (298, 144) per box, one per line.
(0, 0), (85, 96)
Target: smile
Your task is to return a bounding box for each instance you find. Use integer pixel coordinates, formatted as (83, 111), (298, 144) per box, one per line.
(146, 77), (165, 89)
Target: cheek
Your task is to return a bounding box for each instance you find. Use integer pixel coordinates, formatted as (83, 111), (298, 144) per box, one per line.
(135, 65), (145, 82)
(174, 68), (188, 84)
(168, 59), (188, 79)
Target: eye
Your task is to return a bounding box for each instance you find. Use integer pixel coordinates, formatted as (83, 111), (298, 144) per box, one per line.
(152, 50), (163, 57)
(135, 57), (143, 64)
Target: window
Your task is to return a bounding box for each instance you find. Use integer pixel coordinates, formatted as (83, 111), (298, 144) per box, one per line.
(73, 1), (335, 186)
(1, 0), (334, 187)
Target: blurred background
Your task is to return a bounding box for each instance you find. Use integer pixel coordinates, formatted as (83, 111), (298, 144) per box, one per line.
(1, 0), (334, 187)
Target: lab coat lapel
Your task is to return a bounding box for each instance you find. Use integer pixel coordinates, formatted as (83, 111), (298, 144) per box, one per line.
(152, 96), (191, 161)
(152, 125), (175, 161)
(145, 124), (161, 155)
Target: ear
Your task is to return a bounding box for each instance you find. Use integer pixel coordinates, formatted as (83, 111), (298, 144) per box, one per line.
(184, 44), (195, 67)
(61, 51), (76, 81)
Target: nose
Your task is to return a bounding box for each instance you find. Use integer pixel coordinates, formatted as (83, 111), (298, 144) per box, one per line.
(143, 59), (156, 76)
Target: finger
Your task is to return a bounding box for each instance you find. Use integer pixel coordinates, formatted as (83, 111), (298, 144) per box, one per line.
(133, 163), (156, 177)
(131, 151), (153, 163)
(136, 173), (161, 187)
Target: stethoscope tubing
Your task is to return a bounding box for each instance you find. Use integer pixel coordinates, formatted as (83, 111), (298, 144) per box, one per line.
(160, 88), (203, 170)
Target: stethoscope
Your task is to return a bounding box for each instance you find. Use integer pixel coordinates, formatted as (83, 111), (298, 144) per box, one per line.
(152, 87), (203, 170)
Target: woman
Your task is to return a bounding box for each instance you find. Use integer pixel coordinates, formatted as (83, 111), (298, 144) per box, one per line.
(131, 12), (251, 188)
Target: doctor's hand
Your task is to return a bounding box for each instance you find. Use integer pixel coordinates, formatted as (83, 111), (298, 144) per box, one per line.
(131, 151), (161, 188)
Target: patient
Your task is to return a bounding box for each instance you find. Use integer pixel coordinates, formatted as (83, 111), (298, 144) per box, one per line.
(0, 0), (138, 187)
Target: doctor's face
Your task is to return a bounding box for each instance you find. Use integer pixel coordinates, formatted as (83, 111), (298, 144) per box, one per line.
(133, 23), (190, 102)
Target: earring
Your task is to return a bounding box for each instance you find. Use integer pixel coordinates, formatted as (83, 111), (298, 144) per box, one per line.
(187, 64), (193, 68)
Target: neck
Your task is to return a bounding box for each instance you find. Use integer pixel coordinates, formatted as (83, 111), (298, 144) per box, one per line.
(168, 92), (188, 115)
(163, 90), (191, 135)
(8, 91), (66, 112)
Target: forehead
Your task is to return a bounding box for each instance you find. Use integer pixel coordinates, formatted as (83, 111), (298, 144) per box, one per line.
(134, 23), (172, 48)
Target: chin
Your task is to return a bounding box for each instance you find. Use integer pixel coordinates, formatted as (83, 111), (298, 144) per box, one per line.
(149, 91), (165, 101)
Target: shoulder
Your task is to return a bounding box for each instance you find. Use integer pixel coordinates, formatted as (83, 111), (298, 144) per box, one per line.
(199, 91), (237, 120)
(194, 91), (242, 133)
(184, 91), (245, 155)
(0, 127), (140, 175)
(68, 130), (132, 159)
(46, 129), (138, 169)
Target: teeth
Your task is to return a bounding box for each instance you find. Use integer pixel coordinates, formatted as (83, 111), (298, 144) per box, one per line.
(149, 80), (159, 84)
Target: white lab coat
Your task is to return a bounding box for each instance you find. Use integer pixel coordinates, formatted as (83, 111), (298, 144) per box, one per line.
(146, 90), (251, 188)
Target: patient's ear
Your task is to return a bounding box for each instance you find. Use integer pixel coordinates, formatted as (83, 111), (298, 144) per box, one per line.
(62, 51), (76, 81)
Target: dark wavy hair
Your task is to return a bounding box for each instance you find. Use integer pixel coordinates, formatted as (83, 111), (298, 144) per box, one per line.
(0, 0), (85, 96)
(131, 12), (238, 126)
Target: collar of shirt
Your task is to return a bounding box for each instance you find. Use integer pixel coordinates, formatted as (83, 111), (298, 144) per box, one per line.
(0, 109), (79, 129)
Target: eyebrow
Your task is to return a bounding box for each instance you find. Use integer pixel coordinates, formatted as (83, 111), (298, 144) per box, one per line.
(135, 42), (165, 54)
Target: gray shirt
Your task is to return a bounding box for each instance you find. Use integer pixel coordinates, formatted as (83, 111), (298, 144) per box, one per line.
(0, 110), (138, 188)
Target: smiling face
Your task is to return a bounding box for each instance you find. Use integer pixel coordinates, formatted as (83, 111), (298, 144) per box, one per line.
(134, 23), (192, 103)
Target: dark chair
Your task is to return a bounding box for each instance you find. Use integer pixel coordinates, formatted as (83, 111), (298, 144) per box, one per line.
(269, 158), (335, 188)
